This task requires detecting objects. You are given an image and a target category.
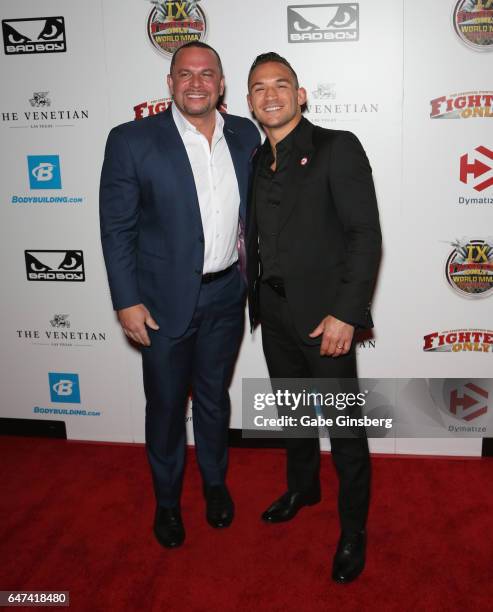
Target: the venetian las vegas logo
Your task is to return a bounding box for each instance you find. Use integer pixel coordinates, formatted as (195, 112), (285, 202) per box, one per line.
(16, 314), (107, 347)
(2, 91), (88, 129)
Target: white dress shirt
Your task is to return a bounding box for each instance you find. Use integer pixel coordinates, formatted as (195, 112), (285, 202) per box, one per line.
(172, 103), (241, 274)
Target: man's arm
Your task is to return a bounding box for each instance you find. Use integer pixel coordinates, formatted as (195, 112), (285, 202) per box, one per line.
(309, 131), (382, 357)
(99, 126), (158, 346)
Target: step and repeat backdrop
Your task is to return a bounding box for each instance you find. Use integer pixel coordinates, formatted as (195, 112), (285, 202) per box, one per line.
(1, 0), (492, 455)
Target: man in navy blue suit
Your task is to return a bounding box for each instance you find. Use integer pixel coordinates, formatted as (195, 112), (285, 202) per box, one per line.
(100, 42), (260, 548)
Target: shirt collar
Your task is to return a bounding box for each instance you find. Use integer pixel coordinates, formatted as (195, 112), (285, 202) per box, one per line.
(172, 102), (224, 140)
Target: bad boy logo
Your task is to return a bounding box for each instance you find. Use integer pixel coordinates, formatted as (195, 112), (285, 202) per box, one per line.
(2, 17), (66, 55)
(146, 0), (207, 58)
(453, 0), (493, 51)
(287, 3), (359, 43)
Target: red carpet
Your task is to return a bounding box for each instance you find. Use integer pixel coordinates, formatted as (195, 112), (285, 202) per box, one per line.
(1, 437), (492, 611)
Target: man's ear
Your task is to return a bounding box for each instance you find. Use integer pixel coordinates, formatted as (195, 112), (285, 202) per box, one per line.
(167, 74), (173, 95)
(297, 87), (307, 106)
(246, 93), (253, 113)
(219, 76), (225, 97)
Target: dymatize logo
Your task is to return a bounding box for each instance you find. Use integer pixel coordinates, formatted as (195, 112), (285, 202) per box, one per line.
(2, 17), (66, 55)
(287, 3), (359, 43)
(27, 155), (61, 189)
(25, 250), (85, 282)
(458, 145), (493, 205)
(450, 382), (488, 421)
(427, 379), (490, 433)
(460, 146), (493, 191)
(49, 372), (80, 403)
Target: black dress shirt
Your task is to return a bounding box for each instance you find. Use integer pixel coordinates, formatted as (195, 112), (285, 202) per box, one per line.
(256, 121), (303, 281)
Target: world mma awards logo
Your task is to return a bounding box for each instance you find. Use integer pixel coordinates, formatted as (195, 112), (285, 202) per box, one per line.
(445, 239), (493, 298)
(146, 0), (207, 58)
(2, 17), (66, 55)
(453, 0), (493, 52)
(287, 3), (359, 43)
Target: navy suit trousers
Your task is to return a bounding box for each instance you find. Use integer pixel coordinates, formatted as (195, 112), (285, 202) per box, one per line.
(141, 267), (245, 508)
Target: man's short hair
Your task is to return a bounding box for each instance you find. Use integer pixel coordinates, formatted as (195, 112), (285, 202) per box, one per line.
(169, 42), (223, 75)
(248, 52), (299, 89)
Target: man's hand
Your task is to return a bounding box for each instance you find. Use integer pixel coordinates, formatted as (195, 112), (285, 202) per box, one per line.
(117, 303), (159, 347)
(309, 315), (355, 357)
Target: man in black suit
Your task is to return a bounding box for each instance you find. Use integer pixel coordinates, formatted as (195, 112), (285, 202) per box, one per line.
(246, 53), (381, 583)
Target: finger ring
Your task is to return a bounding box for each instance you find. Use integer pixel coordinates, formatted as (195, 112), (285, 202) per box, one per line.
(336, 345), (344, 349)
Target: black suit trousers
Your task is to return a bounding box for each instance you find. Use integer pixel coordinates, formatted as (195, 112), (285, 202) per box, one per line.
(259, 283), (371, 533)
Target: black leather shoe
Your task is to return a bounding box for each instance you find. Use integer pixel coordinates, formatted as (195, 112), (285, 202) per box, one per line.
(204, 485), (234, 528)
(261, 489), (321, 523)
(153, 506), (185, 548)
(332, 530), (366, 583)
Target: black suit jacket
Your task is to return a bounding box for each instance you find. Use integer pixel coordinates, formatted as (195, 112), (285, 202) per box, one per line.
(246, 117), (381, 344)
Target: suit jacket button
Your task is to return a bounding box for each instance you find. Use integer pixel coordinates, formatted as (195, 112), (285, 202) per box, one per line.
(195, 269), (201, 275)
(199, 236), (204, 243)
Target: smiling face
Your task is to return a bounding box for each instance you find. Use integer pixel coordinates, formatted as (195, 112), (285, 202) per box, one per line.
(167, 46), (224, 121)
(247, 61), (306, 135)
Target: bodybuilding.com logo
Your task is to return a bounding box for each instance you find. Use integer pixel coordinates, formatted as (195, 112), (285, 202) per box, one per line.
(11, 156), (83, 204)
(49, 372), (81, 403)
(287, 3), (359, 43)
(27, 155), (61, 189)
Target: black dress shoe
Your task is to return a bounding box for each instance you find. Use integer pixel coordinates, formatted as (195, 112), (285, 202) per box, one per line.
(261, 489), (321, 523)
(332, 530), (366, 583)
(204, 485), (234, 528)
(153, 506), (185, 548)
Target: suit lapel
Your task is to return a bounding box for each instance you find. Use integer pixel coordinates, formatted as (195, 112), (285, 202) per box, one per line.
(246, 147), (263, 242)
(223, 120), (248, 223)
(155, 107), (203, 232)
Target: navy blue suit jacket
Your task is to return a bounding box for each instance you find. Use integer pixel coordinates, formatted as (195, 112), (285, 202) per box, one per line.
(100, 107), (260, 337)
